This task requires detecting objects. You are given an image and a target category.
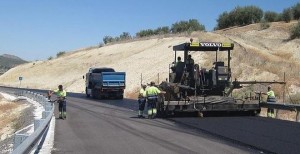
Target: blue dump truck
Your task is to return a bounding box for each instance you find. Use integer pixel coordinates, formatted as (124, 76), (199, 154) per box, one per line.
(85, 67), (126, 99)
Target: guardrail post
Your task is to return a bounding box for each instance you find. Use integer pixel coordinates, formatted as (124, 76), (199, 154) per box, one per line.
(34, 119), (45, 131)
(296, 110), (300, 122)
(13, 134), (29, 150)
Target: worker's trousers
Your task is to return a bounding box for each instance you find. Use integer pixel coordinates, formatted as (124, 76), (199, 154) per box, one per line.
(58, 100), (66, 118)
(267, 97), (276, 118)
(138, 98), (146, 116)
(147, 98), (157, 119)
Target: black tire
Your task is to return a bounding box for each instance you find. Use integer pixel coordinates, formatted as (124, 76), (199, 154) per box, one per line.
(86, 88), (90, 98)
(91, 89), (97, 99)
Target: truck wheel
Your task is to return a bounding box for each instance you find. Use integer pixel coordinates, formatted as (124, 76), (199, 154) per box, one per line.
(91, 89), (97, 99)
(86, 88), (90, 97)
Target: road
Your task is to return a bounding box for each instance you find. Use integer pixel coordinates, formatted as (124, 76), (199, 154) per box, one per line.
(1, 87), (300, 154)
(52, 94), (258, 154)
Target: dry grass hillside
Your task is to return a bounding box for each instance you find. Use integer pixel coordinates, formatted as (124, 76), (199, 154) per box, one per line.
(215, 21), (300, 102)
(0, 21), (299, 101)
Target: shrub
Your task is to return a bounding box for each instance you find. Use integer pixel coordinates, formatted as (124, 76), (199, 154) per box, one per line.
(154, 26), (170, 35)
(292, 3), (300, 20)
(290, 21), (300, 39)
(264, 11), (278, 22)
(56, 51), (66, 58)
(48, 56), (53, 60)
(171, 19), (205, 33)
(275, 13), (283, 22)
(216, 12), (231, 30)
(114, 36), (120, 42)
(216, 5), (263, 29)
(119, 32), (131, 40)
(260, 20), (270, 30)
(282, 8), (293, 22)
(103, 36), (114, 44)
(136, 29), (155, 38)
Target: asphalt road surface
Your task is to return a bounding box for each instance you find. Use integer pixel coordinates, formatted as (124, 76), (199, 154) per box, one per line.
(1, 86), (300, 154)
(52, 94), (258, 154)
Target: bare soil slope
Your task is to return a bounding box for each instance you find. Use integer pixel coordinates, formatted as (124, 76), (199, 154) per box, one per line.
(0, 94), (29, 141)
(215, 21), (300, 98)
(0, 22), (299, 99)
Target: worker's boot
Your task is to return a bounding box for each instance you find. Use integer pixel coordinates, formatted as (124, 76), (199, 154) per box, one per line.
(59, 112), (62, 119)
(138, 110), (142, 118)
(267, 112), (271, 117)
(148, 109), (153, 119)
(153, 109), (157, 119)
(271, 113), (275, 118)
(63, 112), (66, 119)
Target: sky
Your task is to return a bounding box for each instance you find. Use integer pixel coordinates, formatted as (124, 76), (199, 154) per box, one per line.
(0, 0), (299, 61)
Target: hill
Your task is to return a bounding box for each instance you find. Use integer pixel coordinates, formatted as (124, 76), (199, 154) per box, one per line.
(215, 21), (300, 100)
(0, 21), (299, 100)
(0, 54), (27, 74)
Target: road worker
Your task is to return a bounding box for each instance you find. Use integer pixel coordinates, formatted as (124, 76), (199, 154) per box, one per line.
(171, 56), (182, 72)
(146, 81), (165, 119)
(186, 54), (195, 84)
(262, 86), (276, 118)
(48, 85), (67, 119)
(138, 84), (147, 118)
(186, 55), (194, 71)
(176, 56), (182, 66)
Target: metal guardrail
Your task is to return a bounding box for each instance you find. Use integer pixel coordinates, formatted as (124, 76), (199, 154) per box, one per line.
(12, 91), (54, 154)
(260, 102), (300, 122)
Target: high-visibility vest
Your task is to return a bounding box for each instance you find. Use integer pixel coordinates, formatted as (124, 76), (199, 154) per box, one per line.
(146, 86), (161, 99)
(139, 88), (146, 98)
(54, 89), (67, 97)
(267, 90), (275, 97)
(267, 90), (276, 102)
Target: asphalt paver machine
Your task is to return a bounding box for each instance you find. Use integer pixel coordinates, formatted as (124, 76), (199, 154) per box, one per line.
(157, 41), (285, 116)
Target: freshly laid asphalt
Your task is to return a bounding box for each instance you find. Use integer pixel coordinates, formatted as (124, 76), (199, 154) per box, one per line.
(1, 86), (300, 154)
(52, 94), (258, 154)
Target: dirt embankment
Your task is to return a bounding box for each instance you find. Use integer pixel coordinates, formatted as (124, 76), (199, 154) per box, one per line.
(0, 93), (33, 154)
(0, 22), (299, 101)
(215, 21), (300, 102)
